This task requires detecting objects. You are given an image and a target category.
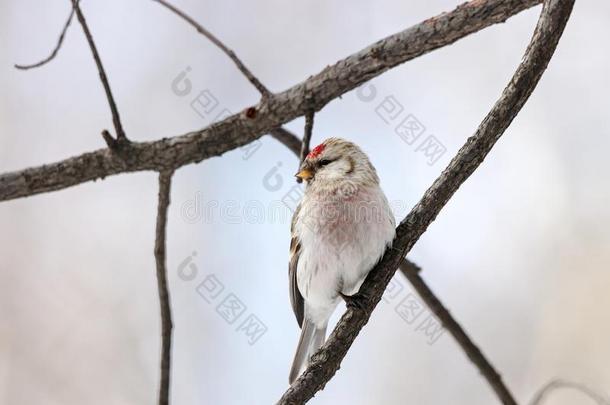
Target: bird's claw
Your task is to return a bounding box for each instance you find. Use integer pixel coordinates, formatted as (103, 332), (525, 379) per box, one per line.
(340, 292), (369, 311)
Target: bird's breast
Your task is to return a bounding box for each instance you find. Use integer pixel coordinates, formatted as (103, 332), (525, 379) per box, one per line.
(294, 186), (396, 302)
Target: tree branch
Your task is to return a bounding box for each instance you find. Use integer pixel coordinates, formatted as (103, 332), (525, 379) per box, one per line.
(14, 4), (75, 70)
(529, 379), (610, 405)
(269, 127), (303, 156)
(152, 0), (270, 96)
(71, 0), (128, 144)
(152, 0), (304, 163)
(300, 111), (315, 164)
(154, 169), (174, 405)
(399, 259), (517, 405)
(0, 0), (541, 202)
(278, 0), (574, 403)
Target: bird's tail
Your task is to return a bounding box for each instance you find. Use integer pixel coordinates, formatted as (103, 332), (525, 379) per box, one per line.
(289, 318), (327, 384)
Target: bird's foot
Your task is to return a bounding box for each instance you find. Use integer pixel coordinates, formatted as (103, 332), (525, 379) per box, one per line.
(340, 291), (370, 311)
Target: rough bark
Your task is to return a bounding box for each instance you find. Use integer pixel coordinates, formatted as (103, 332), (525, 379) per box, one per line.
(0, 0), (542, 202)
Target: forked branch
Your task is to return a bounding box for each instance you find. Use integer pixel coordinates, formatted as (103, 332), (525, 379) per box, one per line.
(70, 0), (128, 144)
(0, 0), (543, 202)
(151, 0), (304, 157)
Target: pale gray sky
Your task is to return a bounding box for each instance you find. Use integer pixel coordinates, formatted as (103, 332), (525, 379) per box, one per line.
(1, 1), (609, 404)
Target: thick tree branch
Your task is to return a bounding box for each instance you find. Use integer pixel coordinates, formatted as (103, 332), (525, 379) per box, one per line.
(71, 0), (128, 144)
(154, 169), (174, 405)
(0, 0), (542, 202)
(278, 0), (574, 403)
(14, 4), (75, 70)
(399, 259), (517, 405)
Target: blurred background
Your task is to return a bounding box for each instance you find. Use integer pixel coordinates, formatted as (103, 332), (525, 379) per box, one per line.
(1, 0), (609, 404)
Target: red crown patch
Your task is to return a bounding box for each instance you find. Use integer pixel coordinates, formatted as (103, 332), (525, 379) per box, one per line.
(307, 143), (325, 159)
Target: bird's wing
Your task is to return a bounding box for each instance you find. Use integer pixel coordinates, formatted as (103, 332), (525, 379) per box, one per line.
(289, 203), (304, 328)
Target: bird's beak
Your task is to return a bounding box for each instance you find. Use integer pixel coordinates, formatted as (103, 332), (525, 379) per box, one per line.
(295, 168), (314, 182)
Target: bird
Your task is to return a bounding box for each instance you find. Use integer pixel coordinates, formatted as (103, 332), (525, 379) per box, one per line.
(288, 137), (396, 383)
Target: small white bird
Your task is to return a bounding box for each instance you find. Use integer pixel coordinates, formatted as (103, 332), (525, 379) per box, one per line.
(288, 137), (396, 383)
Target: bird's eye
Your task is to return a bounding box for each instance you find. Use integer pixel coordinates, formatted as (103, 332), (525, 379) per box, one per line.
(319, 159), (334, 166)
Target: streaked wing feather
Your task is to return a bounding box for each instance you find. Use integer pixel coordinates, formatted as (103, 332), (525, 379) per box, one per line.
(289, 204), (304, 328)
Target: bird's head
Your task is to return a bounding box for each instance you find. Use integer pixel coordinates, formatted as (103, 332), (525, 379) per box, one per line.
(295, 138), (379, 187)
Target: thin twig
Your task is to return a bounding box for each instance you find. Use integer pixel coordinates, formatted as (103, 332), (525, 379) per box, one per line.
(0, 0), (543, 202)
(269, 128), (302, 156)
(529, 379), (610, 405)
(14, 4), (76, 70)
(71, 0), (127, 144)
(152, 0), (306, 157)
(154, 169), (174, 405)
(399, 259), (517, 405)
(279, 0), (574, 402)
(300, 111), (314, 163)
(152, 0), (270, 96)
(295, 110), (315, 183)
